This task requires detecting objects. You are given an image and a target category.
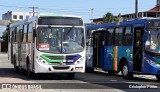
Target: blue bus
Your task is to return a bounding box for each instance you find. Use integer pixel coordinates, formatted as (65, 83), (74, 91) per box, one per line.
(86, 18), (160, 80)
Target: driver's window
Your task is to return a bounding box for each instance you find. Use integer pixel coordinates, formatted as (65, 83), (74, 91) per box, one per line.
(145, 28), (160, 52)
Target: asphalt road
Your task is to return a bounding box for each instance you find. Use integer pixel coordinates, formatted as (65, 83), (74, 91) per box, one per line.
(0, 53), (160, 92)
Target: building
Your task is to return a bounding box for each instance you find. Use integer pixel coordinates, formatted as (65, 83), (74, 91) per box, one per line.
(122, 0), (160, 20)
(2, 11), (39, 21)
(93, 0), (160, 24)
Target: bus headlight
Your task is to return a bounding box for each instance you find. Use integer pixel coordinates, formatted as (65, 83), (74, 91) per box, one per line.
(75, 57), (84, 64)
(67, 60), (73, 62)
(38, 58), (48, 65)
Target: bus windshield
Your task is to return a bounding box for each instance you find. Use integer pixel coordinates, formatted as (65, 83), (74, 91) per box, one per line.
(37, 27), (84, 54)
(145, 28), (160, 53)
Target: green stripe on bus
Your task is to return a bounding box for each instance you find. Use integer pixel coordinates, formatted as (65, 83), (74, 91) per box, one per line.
(40, 54), (64, 63)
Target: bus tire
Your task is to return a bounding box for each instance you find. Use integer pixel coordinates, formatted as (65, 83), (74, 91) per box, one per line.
(121, 62), (133, 79)
(13, 56), (19, 72)
(156, 75), (160, 81)
(66, 73), (75, 79)
(85, 67), (94, 73)
(26, 60), (34, 77)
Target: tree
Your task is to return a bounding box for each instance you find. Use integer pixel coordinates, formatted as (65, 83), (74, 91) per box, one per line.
(103, 12), (121, 23)
(1, 20), (17, 52)
(2, 24), (9, 42)
(103, 12), (115, 23)
(2, 20), (16, 42)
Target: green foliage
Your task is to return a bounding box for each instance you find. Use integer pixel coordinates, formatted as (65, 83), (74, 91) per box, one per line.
(2, 25), (9, 42)
(103, 12), (121, 23)
(103, 12), (114, 23)
(2, 20), (15, 42)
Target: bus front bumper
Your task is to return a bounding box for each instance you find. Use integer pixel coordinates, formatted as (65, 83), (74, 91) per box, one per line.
(34, 61), (85, 73)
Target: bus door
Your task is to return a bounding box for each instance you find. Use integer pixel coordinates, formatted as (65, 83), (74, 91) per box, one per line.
(133, 25), (144, 72)
(93, 31), (105, 68)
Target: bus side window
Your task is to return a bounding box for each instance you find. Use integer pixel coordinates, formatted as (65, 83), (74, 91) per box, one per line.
(28, 23), (33, 43)
(10, 28), (13, 42)
(10, 28), (14, 42)
(19, 25), (24, 43)
(107, 28), (114, 46)
(114, 27), (123, 46)
(86, 30), (94, 46)
(22, 26), (24, 42)
(123, 26), (132, 46)
(23, 25), (28, 42)
(14, 27), (17, 42)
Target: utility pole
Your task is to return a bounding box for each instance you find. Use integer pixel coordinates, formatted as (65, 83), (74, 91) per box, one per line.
(135, 0), (138, 18)
(90, 8), (94, 24)
(28, 6), (38, 16)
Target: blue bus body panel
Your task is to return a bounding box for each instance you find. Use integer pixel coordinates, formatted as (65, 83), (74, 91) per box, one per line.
(103, 46), (133, 71)
(142, 53), (160, 74)
(117, 46), (133, 72)
(104, 46), (114, 70)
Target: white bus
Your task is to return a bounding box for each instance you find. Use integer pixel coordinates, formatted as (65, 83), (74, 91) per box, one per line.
(8, 14), (86, 79)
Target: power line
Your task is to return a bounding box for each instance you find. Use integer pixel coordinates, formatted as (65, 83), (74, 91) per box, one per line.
(28, 6), (38, 16)
(0, 4), (150, 11)
(0, 4), (150, 19)
(0, 4), (27, 8)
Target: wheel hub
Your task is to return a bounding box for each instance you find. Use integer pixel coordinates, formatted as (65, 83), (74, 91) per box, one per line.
(123, 65), (128, 76)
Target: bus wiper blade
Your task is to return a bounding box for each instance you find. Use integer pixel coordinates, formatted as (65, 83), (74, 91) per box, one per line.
(66, 25), (74, 35)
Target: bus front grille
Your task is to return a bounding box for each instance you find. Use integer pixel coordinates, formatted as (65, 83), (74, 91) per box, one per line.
(46, 56), (64, 60)
(52, 66), (70, 70)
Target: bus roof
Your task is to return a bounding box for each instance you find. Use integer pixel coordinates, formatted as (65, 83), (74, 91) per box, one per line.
(86, 17), (160, 30)
(39, 13), (83, 19)
(10, 16), (38, 27)
(10, 14), (83, 27)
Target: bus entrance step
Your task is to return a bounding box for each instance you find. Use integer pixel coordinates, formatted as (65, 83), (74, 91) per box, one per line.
(132, 71), (142, 74)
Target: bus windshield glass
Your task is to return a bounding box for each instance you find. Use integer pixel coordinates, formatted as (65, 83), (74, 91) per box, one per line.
(145, 28), (160, 53)
(37, 27), (84, 54)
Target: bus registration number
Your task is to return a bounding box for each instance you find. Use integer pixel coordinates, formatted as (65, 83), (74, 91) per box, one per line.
(39, 44), (50, 50)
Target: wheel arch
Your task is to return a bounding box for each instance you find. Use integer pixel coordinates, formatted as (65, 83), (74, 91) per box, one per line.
(26, 56), (30, 65)
(118, 57), (128, 71)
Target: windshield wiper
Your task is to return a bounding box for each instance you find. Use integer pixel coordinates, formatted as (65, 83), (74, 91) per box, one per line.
(66, 25), (74, 35)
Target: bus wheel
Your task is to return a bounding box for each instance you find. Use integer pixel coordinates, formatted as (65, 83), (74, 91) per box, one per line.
(66, 73), (75, 79)
(121, 62), (133, 79)
(156, 75), (160, 81)
(13, 56), (19, 72)
(26, 62), (34, 77)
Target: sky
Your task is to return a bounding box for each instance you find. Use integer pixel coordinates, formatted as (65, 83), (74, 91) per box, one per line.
(0, 0), (157, 36)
